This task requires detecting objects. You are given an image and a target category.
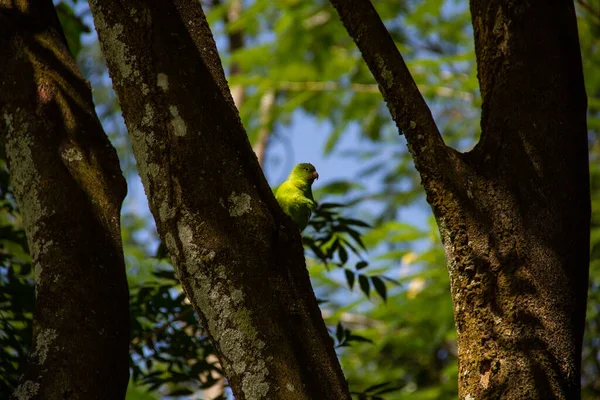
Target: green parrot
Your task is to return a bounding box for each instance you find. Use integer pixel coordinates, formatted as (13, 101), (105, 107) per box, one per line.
(275, 163), (319, 231)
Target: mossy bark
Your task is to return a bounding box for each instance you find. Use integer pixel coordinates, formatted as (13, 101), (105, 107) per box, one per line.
(331, 0), (589, 398)
(444, 1), (589, 397)
(88, 1), (350, 399)
(0, 1), (129, 399)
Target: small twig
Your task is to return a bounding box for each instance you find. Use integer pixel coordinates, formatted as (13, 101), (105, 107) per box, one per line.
(278, 80), (473, 101)
(227, 78), (474, 101)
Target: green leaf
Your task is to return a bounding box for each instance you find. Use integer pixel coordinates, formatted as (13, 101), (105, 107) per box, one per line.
(371, 276), (387, 301)
(338, 245), (348, 265)
(344, 269), (355, 289)
(326, 238), (340, 259)
(340, 217), (372, 228)
(55, 3), (91, 58)
(335, 322), (345, 342)
(154, 242), (169, 259)
(355, 261), (369, 270)
(358, 274), (370, 298)
(309, 242), (327, 263)
(318, 202), (347, 209)
(364, 381), (392, 393)
(345, 226), (368, 251)
(345, 334), (373, 344)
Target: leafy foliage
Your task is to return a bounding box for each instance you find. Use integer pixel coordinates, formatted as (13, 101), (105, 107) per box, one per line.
(0, 150), (34, 396)
(55, 0), (91, 58)
(304, 203), (391, 302)
(351, 381), (406, 400)
(333, 321), (374, 348)
(129, 266), (223, 397)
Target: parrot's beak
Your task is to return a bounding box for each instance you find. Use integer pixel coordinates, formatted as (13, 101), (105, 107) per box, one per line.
(312, 171), (319, 180)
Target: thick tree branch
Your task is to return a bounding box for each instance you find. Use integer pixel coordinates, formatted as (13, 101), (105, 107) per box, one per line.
(432, 1), (589, 398)
(329, 0), (448, 176)
(88, 1), (350, 398)
(332, 0), (589, 398)
(0, 1), (129, 398)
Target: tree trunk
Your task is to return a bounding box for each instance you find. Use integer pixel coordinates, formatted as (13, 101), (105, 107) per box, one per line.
(0, 1), (130, 399)
(330, 0), (590, 398)
(87, 1), (350, 399)
(451, 2), (589, 397)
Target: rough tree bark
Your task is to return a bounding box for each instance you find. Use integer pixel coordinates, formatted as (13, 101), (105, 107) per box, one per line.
(330, 0), (590, 398)
(87, 1), (350, 399)
(0, 1), (130, 399)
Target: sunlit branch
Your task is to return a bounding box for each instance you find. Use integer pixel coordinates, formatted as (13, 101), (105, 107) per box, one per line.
(329, 0), (449, 175)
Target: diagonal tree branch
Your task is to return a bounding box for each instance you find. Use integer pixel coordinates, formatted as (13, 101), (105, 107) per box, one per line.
(329, 0), (449, 176)
(87, 1), (351, 398)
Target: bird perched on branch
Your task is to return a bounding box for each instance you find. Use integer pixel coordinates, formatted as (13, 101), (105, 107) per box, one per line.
(275, 163), (319, 231)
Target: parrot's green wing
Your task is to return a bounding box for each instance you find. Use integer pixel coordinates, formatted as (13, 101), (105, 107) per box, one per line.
(275, 182), (315, 231)
(275, 163), (319, 231)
